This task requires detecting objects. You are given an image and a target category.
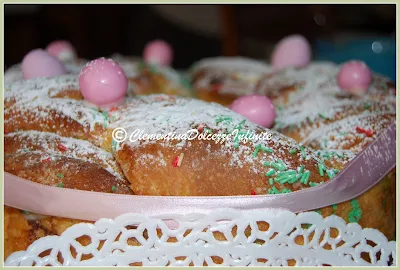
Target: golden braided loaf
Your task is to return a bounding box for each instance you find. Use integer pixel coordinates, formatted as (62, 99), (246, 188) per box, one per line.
(4, 58), (396, 261)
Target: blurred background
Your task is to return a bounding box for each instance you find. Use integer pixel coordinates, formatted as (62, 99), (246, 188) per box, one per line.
(5, 4), (396, 80)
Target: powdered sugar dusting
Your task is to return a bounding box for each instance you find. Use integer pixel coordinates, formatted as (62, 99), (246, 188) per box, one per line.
(5, 131), (124, 179)
(110, 94), (322, 174)
(4, 75), (107, 133)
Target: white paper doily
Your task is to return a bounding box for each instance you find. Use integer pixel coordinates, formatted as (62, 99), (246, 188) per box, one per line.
(5, 209), (396, 266)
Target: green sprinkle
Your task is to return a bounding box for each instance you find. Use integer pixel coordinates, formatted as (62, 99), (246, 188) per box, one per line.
(300, 146), (306, 159)
(267, 186), (279, 194)
(298, 165), (305, 174)
(348, 199), (363, 223)
(58, 182), (64, 188)
(306, 116), (313, 123)
(278, 160), (287, 170)
(112, 186), (117, 192)
(281, 188), (292, 193)
(322, 151), (332, 160)
(112, 139), (118, 152)
(253, 146), (260, 157)
(56, 173), (64, 179)
(22, 148), (29, 152)
(260, 145), (273, 153)
(263, 161), (271, 167)
(364, 103), (371, 110)
(102, 111), (109, 128)
(288, 174), (302, 184)
(271, 160), (286, 171)
(319, 113), (329, 120)
(23, 210), (30, 215)
(309, 181), (323, 187)
(204, 127), (212, 134)
(326, 169), (337, 179)
(300, 171), (310, 184)
(289, 148), (298, 154)
(216, 115), (232, 124)
(269, 178), (274, 185)
(253, 144), (273, 157)
(266, 169), (276, 177)
(335, 152), (344, 158)
(315, 209), (322, 215)
(332, 204), (338, 213)
(318, 163), (326, 177)
(234, 119), (246, 130)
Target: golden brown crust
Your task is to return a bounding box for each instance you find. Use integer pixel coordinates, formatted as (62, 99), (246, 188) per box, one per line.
(4, 206), (33, 259)
(3, 60), (397, 262)
(111, 95), (331, 196)
(4, 131), (124, 178)
(5, 152), (133, 194)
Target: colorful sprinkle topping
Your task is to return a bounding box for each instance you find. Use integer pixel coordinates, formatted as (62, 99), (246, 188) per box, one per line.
(172, 153), (185, 167)
(348, 199), (363, 223)
(41, 157), (52, 163)
(253, 144), (273, 157)
(356, 126), (374, 137)
(57, 143), (67, 152)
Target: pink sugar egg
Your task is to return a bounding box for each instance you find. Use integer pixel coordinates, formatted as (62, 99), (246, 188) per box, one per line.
(22, 49), (67, 79)
(337, 60), (372, 95)
(143, 40), (173, 66)
(79, 57), (128, 107)
(271, 34), (311, 70)
(230, 95), (276, 128)
(46, 40), (76, 61)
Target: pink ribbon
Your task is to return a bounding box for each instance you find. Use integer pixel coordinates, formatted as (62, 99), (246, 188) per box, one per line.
(4, 123), (396, 222)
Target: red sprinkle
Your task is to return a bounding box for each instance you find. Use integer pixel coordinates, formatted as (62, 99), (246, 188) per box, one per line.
(251, 190), (256, 195)
(109, 107), (117, 112)
(172, 156), (180, 167)
(197, 123), (205, 132)
(58, 144), (67, 152)
(41, 157), (52, 163)
(356, 126), (374, 137)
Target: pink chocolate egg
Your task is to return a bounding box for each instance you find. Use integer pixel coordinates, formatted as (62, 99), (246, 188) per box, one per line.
(21, 49), (67, 79)
(230, 95), (276, 128)
(79, 57), (128, 107)
(337, 60), (372, 95)
(46, 40), (76, 61)
(271, 34), (311, 70)
(143, 40), (173, 66)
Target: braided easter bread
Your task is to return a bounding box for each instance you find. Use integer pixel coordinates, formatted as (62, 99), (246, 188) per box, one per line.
(4, 73), (336, 258)
(3, 60), (396, 261)
(5, 75), (332, 196)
